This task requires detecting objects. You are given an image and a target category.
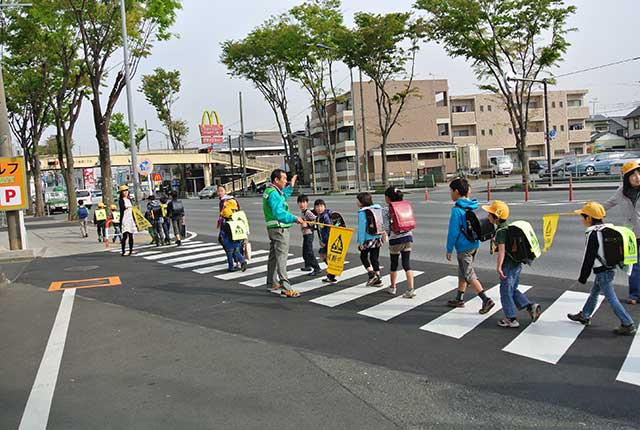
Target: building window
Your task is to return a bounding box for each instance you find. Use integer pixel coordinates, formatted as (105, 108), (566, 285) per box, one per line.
(489, 129), (493, 136)
(386, 154), (412, 162)
(481, 129), (486, 136)
(453, 105), (468, 113)
(437, 123), (450, 136)
(560, 101), (564, 108)
(552, 125), (557, 131)
(635, 118), (640, 129)
(554, 149), (566, 156)
(552, 101), (556, 108)
(487, 105), (492, 112)
(480, 105), (484, 112)
(417, 153), (440, 160)
(560, 125), (565, 132)
(508, 128), (513, 135)
(435, 91), (448, 107)
(453, 129), (470, 137)
(569, 122), (584, 131)
(567, 99), (582, 107)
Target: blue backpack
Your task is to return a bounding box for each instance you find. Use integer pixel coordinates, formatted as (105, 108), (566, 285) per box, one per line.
(78, 206), (88, 219)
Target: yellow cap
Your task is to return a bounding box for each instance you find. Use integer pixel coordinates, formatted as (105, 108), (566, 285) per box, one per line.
(482, 200), (510, 220)
(97, 202), (106, 208)
(110, 204), (117, 210)
(119, 185), (129, 192)
(622, 161), (640, 176)
(574, 201), (606, 219)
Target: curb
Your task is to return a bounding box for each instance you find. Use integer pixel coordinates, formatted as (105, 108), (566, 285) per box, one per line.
(489, 186), (619, 193)
(0, 249), (38, 263)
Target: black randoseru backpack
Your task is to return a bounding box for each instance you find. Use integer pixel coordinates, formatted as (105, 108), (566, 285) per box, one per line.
(462, 207), (494, 242)
(506, 226), (534, 264)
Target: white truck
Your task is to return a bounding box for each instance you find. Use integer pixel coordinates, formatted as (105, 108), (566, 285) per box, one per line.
(458, 144), (481, 177)
(481, 148), (513, 176)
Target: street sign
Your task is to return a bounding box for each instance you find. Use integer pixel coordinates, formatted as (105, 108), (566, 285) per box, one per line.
(201, 136), (224, 144)
(0, 157), (28, 211)
(136, 159), (154, 177)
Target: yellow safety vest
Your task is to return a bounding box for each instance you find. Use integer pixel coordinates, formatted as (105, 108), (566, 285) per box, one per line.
(112, 211), (121, 224)
(161, 203), (168, 217)
(95, 208), (107, 221)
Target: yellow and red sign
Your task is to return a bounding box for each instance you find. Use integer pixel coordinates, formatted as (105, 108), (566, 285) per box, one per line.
(0, 156), (28, 211)
(199, 110), (223, 144)
(326, 226), (353, 276)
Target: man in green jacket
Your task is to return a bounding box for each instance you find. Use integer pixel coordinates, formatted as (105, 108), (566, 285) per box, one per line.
(263, 169), (305, 297)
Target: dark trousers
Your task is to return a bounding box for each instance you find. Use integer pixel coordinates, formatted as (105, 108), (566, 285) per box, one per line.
(302, 234), (320, 270)
(360, 246), (381, 272)
(96, 221), (106, 239)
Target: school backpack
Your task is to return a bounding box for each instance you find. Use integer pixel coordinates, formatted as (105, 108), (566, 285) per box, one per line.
(329, 210), (346, 228)
(150, 201), (163, 219)
(230, 210), (250, 236)
(499, 221), (541, 265)
(461, 207), (494, 242)
(171, 199), (185, 217)
(364, 207), (384, 235)
(77, 206), (88, 219)
(388, 200), (416, 234)
(597, 225), (638, 269)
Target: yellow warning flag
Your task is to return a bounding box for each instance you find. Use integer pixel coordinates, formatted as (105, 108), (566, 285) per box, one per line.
(542, 214), (560, 252)
(132, 206), (152, 231)
(326, 226), (354, 276)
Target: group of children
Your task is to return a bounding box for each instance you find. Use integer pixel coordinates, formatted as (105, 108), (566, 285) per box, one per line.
(295, 177), (636, 336)
(145, 191), (185, 247)
(217, 185), (250, 272)
(77, 199), (122, 243)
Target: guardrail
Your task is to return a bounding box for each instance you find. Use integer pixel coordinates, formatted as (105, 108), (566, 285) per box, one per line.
(222, 170), (271, 192)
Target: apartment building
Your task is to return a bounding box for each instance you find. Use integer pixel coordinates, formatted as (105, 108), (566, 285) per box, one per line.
(450, 90), (591, 163)
(301, 79), (457, 190)
(624, 106), (640, 147)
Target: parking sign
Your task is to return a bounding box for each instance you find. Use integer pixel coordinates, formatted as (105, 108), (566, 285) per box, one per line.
(0, 157), (27, 211)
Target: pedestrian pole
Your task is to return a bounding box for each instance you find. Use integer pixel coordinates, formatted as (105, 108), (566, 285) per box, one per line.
(569, 173), (574, 202)
(424, 187), (429, 202)
(525, 181), (529, 202)
(487, 181), (491, 202)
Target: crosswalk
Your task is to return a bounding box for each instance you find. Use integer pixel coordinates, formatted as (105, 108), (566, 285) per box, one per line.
(111, 238), (640, 388)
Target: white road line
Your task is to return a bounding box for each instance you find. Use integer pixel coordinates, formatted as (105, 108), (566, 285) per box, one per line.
(310, 270), (423, 307)
(109, 240), (203, 253)
(135, 250), (163, 257)
(196, 254), (274, 275)
(144, 244), (218, 260)
(420, 284), (533, 339)
(502, 290), (604, 365)
(358, 276), (458, 321)
(159, 249), (227, 265)
(241, 261), (351, 288)
(175, 250), (268, 269)
(294, 266), (369, 294)
(617, 329), (640, 387)
(19, 288), (76, 430)
(221, 257), (305, 282)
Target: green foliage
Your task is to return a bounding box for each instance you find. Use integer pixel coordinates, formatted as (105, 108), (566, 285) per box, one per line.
(140, 68), (181, 125)
(108, 112), (146, 150)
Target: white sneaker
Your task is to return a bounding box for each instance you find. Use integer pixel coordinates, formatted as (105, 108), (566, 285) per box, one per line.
(402, 289), (416, 298)
(497, 318), (520, 328)
(386, 287), (397, 295)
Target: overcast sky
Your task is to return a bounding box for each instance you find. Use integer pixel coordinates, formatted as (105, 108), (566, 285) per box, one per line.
(67, 0), (640, 155)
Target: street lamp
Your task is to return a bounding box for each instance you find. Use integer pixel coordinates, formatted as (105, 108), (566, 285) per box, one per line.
(315, 43), (362, 192)
(147, 128), (170, 150)
(507, 76), (553, 187)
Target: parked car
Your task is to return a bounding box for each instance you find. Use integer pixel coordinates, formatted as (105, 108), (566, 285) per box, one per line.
(572, 152), (626, 176)
(76, 189), (92, 208)
(609, 151), (640, 176)
(198, 186), (216, 199)
(45, 189), (69, 215)
(542, 155), (587, 177)
(90, 190), (103, 206)
(529, 159), (548, 174)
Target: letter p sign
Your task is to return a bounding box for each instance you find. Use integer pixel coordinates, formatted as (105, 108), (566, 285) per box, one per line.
(0, 186), (21, 207)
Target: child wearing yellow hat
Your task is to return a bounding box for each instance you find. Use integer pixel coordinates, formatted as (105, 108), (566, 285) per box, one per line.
(483, 200), (542, 328)
(567, 202), (636, 335)
(93, 202), (107, 242)
(603, 160), (640, 304)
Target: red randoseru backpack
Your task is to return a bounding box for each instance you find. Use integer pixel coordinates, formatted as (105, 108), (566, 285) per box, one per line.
(389, 200), (416, 233)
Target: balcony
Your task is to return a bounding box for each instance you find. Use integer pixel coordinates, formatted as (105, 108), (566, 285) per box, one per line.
(525, 132), (545, 145)
(567, 106), (589, 120)
(451, 111), (476, 126)
(452, 136), (477, 146)
(568, 129), (591, 143)
(331, 110), (354, 129)
(527, 108), (544, 122)
(336, 140), (356, 158)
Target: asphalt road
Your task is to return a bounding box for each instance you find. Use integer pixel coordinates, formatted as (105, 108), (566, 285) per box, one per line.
(186, 188), (625, 283)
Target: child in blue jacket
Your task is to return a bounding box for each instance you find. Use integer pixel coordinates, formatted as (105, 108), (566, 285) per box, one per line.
(446, 178), (494, 314)
(357, 192), (384, 287)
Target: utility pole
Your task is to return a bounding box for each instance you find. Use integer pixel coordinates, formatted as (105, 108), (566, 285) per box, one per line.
(542, 78), (553, 187)
(228, 134), (235, 194)
(349, 68), (362, 191)
(306, 115), (317, 193)
(239, 92), (247, 194)
(144, 120), (150, 151)
(358, 69), (370, 190)
(119, 0), (141, 204)
(0, 67), (21, 250)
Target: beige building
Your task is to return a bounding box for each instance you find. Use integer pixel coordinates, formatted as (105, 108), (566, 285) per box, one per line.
(450, 90), (591, 163)
(624, 106), (640, 147)
(301, 79), (457, 190)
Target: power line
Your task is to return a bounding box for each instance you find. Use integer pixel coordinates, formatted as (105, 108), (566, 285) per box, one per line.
(554, 56), (640, 78)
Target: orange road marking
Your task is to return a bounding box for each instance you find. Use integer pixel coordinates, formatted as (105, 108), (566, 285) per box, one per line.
(48, 276), (122, 292)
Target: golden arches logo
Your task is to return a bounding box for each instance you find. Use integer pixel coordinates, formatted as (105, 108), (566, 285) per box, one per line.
(201, 110), (221, 126)
(199, 110), (223, 144)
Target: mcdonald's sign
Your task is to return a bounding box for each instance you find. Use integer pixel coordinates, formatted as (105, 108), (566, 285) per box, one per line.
(199, 110), (224, 144)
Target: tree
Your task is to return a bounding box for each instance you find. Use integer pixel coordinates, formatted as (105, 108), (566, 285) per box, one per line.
(287, 0), (346, 191)
(67, 0), (181, 205)
(109, 112), (146, 150)
(339, 12), (426, 188)
(415, 0), (576, 183)
(220, 18), (300, 174)
(140, 68), (186, 150)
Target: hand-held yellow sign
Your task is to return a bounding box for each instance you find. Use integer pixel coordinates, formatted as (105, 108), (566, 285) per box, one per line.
(132, 207), (152, 231)
(542, 214), (560, 252)
(326, 226), (353, 276)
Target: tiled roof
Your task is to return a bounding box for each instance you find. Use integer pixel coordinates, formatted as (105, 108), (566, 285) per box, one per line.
(624, 106), (640, 120)
(385, 141), (455, 149)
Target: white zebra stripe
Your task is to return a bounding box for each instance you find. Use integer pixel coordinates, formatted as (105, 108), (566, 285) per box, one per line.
(217, 257), (305, 281)
(175, 250), (268, 269)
